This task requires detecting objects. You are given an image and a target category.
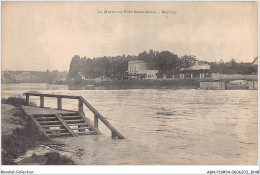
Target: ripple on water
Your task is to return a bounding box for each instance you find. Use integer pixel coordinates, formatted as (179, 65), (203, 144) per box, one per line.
(6, 85), (258, 165)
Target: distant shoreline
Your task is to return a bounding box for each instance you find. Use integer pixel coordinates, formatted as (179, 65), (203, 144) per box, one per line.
(2, 74), (258, 91)
(67, 76), (258, 90)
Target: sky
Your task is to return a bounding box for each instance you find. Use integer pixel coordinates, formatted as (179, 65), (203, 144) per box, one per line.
(1, 1), (258, 71)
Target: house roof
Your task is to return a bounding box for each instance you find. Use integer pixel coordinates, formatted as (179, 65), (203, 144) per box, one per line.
(128, 60), (146, 64)
(230, 80), (247, 83)
(187, 64), (210, 70)
(252, 57), (258, 65)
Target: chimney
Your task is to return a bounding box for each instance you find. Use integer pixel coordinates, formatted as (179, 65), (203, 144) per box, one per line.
(196, 60), (198, 65)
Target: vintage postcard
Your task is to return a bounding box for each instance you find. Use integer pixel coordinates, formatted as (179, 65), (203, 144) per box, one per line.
(1, 1), (258, 174)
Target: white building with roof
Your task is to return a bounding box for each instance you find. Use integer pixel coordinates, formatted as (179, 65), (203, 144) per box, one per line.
(128, 60), (147, 75)
(180, 61), (210, 78)
(127, 60), (158, 79)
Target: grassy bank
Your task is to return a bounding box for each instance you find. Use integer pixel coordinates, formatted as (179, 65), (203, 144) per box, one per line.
(68, 74), (258, 90)
(1, 97), (76, 165)
(16, 152), (76, 165)
(2, 123), (43, 164)
(95, 78), (201, 90)
(1, 96), (35, 107)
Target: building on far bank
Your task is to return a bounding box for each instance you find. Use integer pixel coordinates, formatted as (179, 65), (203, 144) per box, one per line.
(78, 72), (86, 80)
(146, 70), (158, 79)
(180, 61), (210, 78)
(127, 60), (158, 79)
(128, 60), (147, 75)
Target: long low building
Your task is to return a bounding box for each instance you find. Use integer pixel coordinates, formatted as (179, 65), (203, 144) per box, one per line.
(180, 61), (210, 78)
(200, 80), (258, 90)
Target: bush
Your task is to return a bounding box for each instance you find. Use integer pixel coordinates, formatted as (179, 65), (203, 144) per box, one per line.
(44, 152), (76, 165)
(1, 97), (75, 165)
(1, 121), (47, 164)
(1, 97), (35, 107)
(1, 153), (16, 165)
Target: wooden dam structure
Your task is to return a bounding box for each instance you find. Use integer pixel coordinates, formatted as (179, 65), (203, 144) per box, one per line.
(22, 93), (124, 139)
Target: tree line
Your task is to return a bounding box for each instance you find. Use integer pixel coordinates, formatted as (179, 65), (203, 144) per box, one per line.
(67, 50), (257, 80)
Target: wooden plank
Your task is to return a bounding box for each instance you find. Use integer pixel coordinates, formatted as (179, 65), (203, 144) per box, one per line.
(67, 123), (88, 126)
(78, 125), (85, 132)
(61, 112), (82, 116)
(42, 124), (63, 127)
(94, 114), (98, 129)
(44, 128), (68, 132)
(78, 112), (101, 135)
(26, 94), (29, 105)
(24, 93), (81, 99)
(30, 115), (49, 138)
(79, 97), (124, 139)
(71, 127), (91, 130)
(38, 121), (60, 124)
(21, 106), (78, 116)
(57, 97), (62, 110)
(78, 100), (83, 114)
(63, 119), (84, 123)
(55, 114), (77, 137)
(34, 112), (78, 117)
(47, 133), (71, 137)
(61, 116), (81, 119)
(111, 131), (117, 139)
(34, 114), (57, 117)
(40, 96), (44, 108)
(36, 117), (57, 121)
(77, 131), (96, 135)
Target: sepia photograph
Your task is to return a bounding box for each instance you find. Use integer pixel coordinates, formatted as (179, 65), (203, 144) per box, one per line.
(1, 0), (259, 174)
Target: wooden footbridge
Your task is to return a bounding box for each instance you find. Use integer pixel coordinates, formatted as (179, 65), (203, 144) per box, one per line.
(22, 93), (124, 139)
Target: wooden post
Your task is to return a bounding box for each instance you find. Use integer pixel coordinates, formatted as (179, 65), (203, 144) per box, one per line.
(57, 97), (62, 110)
(30, 115), (49, 138)
(78, 99), (83, 114)
(111, 131), (116, 139)
(55, 114), (77, 137)
(40, 96), (44, 108)
(94, 114), (98, 129)
(25, 94), (29, 105)
(78, 100), (84, 132)
(79, 97), (124, 139)
(78, 99), (85, 134)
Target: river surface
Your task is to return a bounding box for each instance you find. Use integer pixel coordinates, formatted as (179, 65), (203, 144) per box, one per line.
(2, 83), (258, 165)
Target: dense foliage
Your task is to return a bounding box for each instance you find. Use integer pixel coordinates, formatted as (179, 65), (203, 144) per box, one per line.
(1, 70), (67, 84)
(44, 152), (75, 165)
(67, 50), (257, 80)
(1, 97), (35, 107)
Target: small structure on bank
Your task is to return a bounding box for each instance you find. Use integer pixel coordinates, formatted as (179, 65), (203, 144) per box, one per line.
(200, 81), (226, 90)
(200, 80), (258, 90)
(21, 93), (124, 139)
(226, 80), (258, 90)
(180, 61), (210, 78)
(126, 60), (158, 80)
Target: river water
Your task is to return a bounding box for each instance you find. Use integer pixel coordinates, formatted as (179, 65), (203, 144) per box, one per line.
(2, 83), (258, 165)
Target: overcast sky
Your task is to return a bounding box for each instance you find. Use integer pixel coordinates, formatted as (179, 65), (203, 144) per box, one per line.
(2, 1), (258, 71)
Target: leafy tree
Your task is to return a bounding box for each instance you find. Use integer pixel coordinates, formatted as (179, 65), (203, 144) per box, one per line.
(66, 51), (257, 80)
(180, 55), (197, 68)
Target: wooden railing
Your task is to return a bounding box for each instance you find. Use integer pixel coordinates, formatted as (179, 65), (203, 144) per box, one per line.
(24, 92), (125, 139)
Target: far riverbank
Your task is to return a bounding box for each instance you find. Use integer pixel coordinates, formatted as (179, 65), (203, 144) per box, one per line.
(68, 74), (258, 90)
